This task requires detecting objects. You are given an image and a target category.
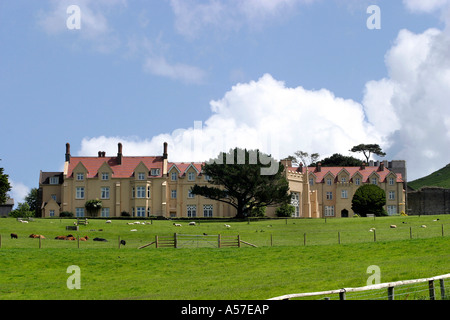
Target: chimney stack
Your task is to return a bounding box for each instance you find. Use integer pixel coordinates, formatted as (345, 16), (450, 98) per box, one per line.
(65, 143), (71, 162)
(360, 162), (366, 170)
(316, 162), (322, 173)
(163, 142), (168, 160)
(379, 161), (385, 171)
(117, 142), (123, 165)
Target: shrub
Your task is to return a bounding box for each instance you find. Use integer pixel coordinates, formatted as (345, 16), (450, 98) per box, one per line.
(351, 184), (386, 217)
(276, 203), (295, 217)
(60, 211), (73, 217)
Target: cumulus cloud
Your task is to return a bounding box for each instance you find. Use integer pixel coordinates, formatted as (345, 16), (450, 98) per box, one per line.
(79, 73), (380, 166)
(9, 180), (30, 208)
(143, 55), (207, 84)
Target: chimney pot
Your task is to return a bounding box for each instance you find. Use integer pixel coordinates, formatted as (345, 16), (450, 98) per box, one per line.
(65, 143), (71, 162)
(163, 142), (168, 159)
(117, 142), (123, 165)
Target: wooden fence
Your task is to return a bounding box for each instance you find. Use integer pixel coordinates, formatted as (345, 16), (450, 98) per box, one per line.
(268, 273), (450, 300)
(138, 233), (257, 249)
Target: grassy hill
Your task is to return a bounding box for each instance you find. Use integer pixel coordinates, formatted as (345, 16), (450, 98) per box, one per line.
(408, 163), (450, 190)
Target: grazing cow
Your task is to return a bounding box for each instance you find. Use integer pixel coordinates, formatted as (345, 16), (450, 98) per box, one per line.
(120, 240), (126, 246)
(66, 236), (76, 241)
(55, 236), (67, 240)
(29, 234), (44, 238)
(10, 233), (18, 239)
(79, 236), (89, 241)
(93, 237), (108, 242)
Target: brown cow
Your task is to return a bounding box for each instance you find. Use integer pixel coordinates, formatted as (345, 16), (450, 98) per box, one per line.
(79, 236), (89, 241)
(29, 234), (45, 239)
(10, 233), (18, 239)
(66, 236), (76, 241)
(55, 236), (67, 240)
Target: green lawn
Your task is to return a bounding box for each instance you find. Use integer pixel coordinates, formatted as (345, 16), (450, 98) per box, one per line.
(0, 216), (449, 300)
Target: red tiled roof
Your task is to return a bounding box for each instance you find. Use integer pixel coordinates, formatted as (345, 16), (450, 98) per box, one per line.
(67, 156), (164, 178)
(168, 162), (204, 176)
(287, 166), (403, 183)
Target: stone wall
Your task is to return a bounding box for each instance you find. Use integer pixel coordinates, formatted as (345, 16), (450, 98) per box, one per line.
(408, 187), (450, 215)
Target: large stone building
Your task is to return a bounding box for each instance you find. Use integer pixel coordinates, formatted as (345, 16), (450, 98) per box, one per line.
(38, 143), (406, 218)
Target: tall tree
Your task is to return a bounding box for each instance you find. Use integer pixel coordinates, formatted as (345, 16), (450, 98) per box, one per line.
(350, 144), (386, 163)
(312, 153), (363, 167)
(351, 184), (387, 217)
(290, 150), (320, 167)
(191, 148), (291, 218)
(25, 188), (39, 215)
(0, 166), (12, 205)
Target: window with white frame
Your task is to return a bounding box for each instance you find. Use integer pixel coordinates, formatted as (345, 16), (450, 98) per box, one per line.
(101, 187), (110, 199)
(371, 177), (378, 185)
(387, 205), (397, 215)
(187, 205), (197, 217)
(203, 204), (213, 217)
(49, 210), (55, 217)
(76, 207), (84, 217)
(309, 178), (314, 186)
(341, 190), (348, 199)
(291, 192), (300, 217)
(171, 190), (177, 199)
(136, 186), (145, 198)
(324, 206), (335, 217)
(102, 172), (109, 180)
(188, 172), (195, 181)
(389, 177), (394, 185)
(341, 177), (347, 183)
(49, 176), (59, 184)
(76, 173), (84, 181)
(101, 207), (110, 217)
(171, 171), (178, 181)
(138, 172), (146, 180)
(326, 178), (332, 186)
(76, 187), (85, 199)
(51, 194), (57, 201)
(326, 191), (333, 200)
(132, 187), (135, 198)
(136, 207), (146, 217)
(389, 191), (395, 200)
(151, 168), (160, 176)
(204, 175), (211, 181)
(188, 189), (195, 198)
(355, 177), (361, 186)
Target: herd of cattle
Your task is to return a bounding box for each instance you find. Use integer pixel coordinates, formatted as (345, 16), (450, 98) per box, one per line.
(9, 233), (125, 245)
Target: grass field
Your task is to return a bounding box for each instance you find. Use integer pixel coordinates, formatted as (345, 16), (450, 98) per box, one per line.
(0, 215), (449, 300)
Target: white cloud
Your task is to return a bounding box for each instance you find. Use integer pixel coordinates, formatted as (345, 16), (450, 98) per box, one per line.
(403, 0), (450, 13)
(143, 55), (207, 84)
(79, 73), (380, 166)
(169, 0), (315, 38)
(9, 180), (30, 208)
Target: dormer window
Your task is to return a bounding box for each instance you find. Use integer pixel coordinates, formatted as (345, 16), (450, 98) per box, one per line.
(76, 173), (84, 181)
(151, 168), (160, 176)
(102, 172), (109, 180)
(50, 177), (59, 185)
(138, 172), (146, 180)
(188, 172), (195, 181)
(171, 171), (178, 181)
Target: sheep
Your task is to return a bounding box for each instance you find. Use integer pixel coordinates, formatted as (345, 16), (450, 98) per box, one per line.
(173, 223), (182, 227)
(127, 222), (134, 225)
(224, 224), (231, 228)
(130, 229), (138, 232)
(421, 225), (427, 228)
(390, 225), (397, 228)
(106, 220), (112, 223)
(189, 222), (196, 226)
(20, 220), (28, 223)
(369, 228), (376, 232)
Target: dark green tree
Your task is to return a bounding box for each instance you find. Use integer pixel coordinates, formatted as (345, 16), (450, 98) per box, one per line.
(191, 148), (291, 218)
(350, 144), (386, 163)
(9, 202), (34, 218)
(85, 199), (102, 217)
(0, 167), (12, 205)
(275, 203), (295, 217)
(25, 188), (39, 216)
(312, 153), (364, 167)
(351, 184), (387, 217)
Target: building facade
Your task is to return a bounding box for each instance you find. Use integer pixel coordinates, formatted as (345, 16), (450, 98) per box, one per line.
(39, 143), (405, 219)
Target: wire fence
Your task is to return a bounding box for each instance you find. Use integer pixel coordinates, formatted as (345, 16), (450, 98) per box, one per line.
(268, 273), (450, 300)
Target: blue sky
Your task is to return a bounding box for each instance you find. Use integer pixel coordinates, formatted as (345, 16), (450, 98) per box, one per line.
(1, 0), (450, 206)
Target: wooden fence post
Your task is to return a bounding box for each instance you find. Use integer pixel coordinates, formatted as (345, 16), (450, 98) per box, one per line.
(218, 234), (221, 248)
(339, 291), (346, 300)
(440, 279), (446, 300)
(238, 235), (241, 248)
(118, 236), (121, 249)
(410, 227), (412, 239)
(155, 235), (159, 249)
(304, 233), (306, 246)
(338, 232), (341, 245)
(442, 224), (444, 237)
(388, 286), (395, 300)
(0, 234), (2, 249)
(429, 280), (435, 300)
(271, 234), (273, 247)
(39, 236), (42, 249)
(174, 233), (178, 248)
(373, 229), (376, 242)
